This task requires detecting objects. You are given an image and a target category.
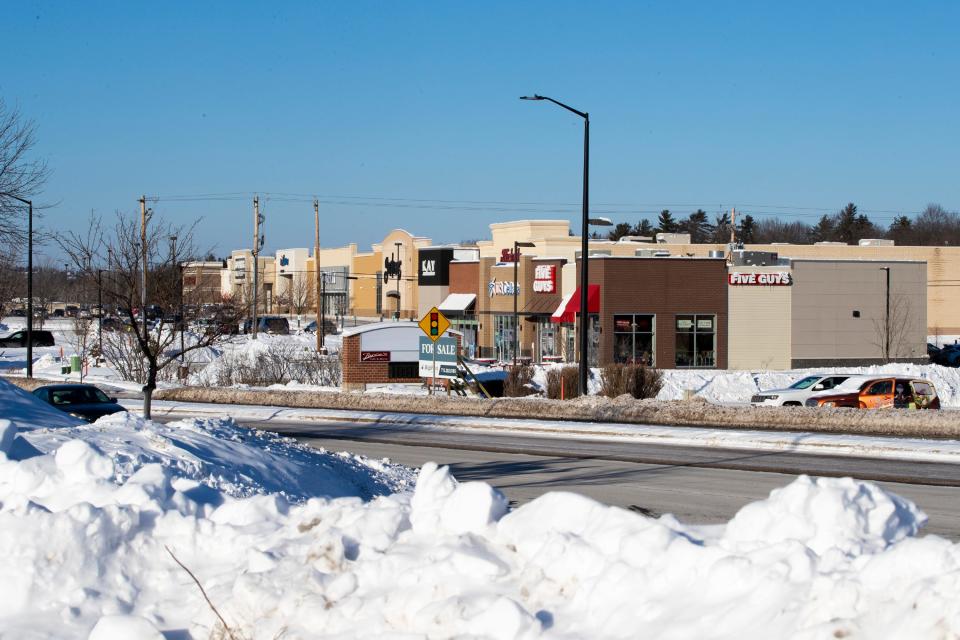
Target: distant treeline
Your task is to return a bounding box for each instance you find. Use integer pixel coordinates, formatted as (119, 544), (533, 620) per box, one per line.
(602, 203), (960, 246)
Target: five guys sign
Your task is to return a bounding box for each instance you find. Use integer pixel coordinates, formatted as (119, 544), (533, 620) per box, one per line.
(533, 264), (557, 293)
(728, 272), (793, 286)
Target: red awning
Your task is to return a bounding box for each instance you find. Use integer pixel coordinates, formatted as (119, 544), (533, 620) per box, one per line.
(550, 285), (599, 323)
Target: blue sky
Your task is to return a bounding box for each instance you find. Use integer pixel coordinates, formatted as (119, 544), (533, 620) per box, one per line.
(3, 1), (958, 259)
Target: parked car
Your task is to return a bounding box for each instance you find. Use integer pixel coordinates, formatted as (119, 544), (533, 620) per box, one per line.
(0, 329), (55, 347)
(99, 317), (126, 332)
(303, 319), (338, 335)
(242, 316), (290, 335)
(804, 375), (940, 410)
(750, 374), (851, 407)
(32, 384), (126, 422)
(934, 343), (960, 367)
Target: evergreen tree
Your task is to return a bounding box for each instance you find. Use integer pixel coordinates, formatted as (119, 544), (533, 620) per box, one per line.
(810, 214), (836, 242)
(633, 219), (654, 237)
(712, 212), (731, 244)
(836, 203), (858, 244)
(607, 222), (634, 241)
(685, 209), (712, 243)
(737, 214), (756, 243)
(887, 215), (913, 245)
(657, 209), (678, 234)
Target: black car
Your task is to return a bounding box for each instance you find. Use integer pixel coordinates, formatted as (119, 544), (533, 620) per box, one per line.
(0, 329), (55, 347)
(303, 319), (338, 334)
(32, 384), (126, 422)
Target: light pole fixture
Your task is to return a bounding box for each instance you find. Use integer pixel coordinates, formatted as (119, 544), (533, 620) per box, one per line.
(880, 266), (891, 360)
(520, 94), (596, 395)
(0, 193), (33, 378)
(512, 241), (536, 367)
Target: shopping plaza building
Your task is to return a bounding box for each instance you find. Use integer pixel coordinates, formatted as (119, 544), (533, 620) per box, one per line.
(205, 219), (943, 369)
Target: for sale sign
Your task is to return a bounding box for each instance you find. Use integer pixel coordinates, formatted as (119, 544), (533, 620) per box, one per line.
(418, 336), (459, 379)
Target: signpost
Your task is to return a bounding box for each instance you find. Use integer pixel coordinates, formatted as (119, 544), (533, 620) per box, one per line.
(419, 307), (451, 394)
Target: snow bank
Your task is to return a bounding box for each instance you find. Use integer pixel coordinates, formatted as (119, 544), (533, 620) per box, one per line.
(657, 363), (960, 406)
(5, 363), (960, 637)
(2, 437), (959, 638)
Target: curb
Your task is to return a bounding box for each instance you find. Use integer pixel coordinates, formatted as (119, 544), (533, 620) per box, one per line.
(122, 399), (960, 465)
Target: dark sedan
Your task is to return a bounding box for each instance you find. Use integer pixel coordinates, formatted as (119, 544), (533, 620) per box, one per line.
(32, 384), (126, 422)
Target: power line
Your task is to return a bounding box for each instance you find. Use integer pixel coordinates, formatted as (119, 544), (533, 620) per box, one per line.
(149, 191), (946, 221)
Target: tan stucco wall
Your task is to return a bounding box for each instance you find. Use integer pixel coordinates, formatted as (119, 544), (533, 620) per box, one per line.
(727, 267), (792, 370)
(417, 286), (449, 319)
(791, 260), (927, 361)
(351, 253), (382, 318)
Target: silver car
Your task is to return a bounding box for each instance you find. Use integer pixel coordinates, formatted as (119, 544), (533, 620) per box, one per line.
(751, 374), (850, 407)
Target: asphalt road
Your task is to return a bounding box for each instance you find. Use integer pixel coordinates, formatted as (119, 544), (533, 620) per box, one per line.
(231, 418), (960, 540)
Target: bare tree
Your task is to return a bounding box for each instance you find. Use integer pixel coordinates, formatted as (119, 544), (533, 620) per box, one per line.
(288, 275), (311, 325)
(59, 211), (240, 418)
(32, 259), (68, 328)
(0, 99), (50, 243)
(872, 294), (914, 360)
(67, 314), (95, 383)
(0, 247), (20, 318)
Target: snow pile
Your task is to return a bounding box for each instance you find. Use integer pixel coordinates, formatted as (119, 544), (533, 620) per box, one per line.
(188, 333), (326, 387)
(2, 440), (960, 638)
(5, 379), (960, 637)
(658, 362), (960, 406)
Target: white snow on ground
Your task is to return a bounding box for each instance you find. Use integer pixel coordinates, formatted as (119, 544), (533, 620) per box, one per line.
(656, 362), (960, 406)
(5, 378), (960, 636)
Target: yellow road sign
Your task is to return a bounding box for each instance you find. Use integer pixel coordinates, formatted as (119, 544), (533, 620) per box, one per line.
(419, 307), (450, 342)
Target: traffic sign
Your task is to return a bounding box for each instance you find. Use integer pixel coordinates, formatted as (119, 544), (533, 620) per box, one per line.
(419, 306), (450, 342)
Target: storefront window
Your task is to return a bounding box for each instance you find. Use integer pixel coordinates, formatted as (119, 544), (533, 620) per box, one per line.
(450, 317), (478, 359)
(537, 317), (557, 361)
(613, 314), (655, 365)
(494, 314), (516, 363)
(675, 315), (716, 368)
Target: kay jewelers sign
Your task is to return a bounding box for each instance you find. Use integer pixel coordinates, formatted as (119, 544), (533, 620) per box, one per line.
(419, 336), (459, 379)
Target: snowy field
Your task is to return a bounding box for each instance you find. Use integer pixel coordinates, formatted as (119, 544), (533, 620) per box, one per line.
(3, 377), (960, 637)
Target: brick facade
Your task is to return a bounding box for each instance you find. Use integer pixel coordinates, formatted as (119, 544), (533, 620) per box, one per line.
(586, 257), (728, 369)
(341, 332), (462, 390)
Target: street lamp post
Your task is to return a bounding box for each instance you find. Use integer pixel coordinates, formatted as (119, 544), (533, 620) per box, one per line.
(520, 95), (611, 395)
(512, 241), (536, 367)
(0, 193), (33, 377)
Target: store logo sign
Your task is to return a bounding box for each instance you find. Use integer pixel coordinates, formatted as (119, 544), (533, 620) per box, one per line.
(533, 264), (556, 293)
(421, 259), (435, 277)
(488, 279), (519, 296)
(728, 271), (793, 286)
(500, 248), (518, 263)
(280, 254), (289, 267)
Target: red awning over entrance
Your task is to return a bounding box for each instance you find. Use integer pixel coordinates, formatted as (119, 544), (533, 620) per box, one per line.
(550, 285), (599, 323)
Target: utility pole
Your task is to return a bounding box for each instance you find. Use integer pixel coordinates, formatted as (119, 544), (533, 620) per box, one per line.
(140, 195), (148, 338)
(314, 198), (322, 352)
(730, 207), (736, 245)
(252, 195), (261, 339)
